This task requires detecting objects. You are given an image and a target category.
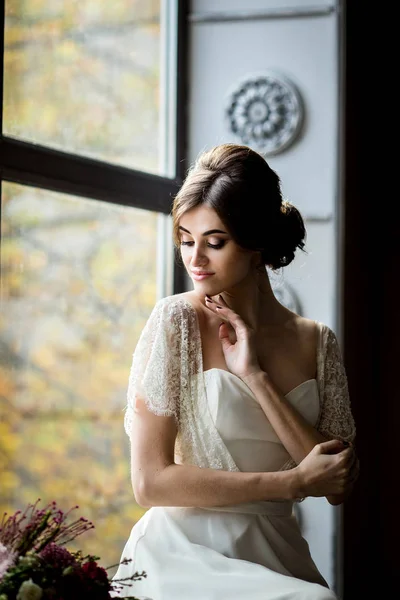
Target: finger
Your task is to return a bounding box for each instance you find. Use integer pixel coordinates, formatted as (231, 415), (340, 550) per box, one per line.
(317, 439), (347, 455)
(204, 295), (221, 310)
(340, 447), (356, 466)
(346, 449), (357, 469)
(204, 295), (228, 315)
(341, 455), (359, 486)
(337, 448), (354, 469)
(213, 300), (249, 338)
(218, 322), (233, 353)
(204, 298), (229, 327)
(216, 294), (234, 309)
(205, 296), (247, 335)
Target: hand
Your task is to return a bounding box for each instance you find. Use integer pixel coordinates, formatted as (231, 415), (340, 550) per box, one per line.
(326, 444), (360, 505)
(204, 294), (261, 380)
(293, 439), (356, 499)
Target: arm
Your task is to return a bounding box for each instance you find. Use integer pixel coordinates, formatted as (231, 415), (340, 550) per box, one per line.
(242, 371), (328, 465)
(204, 295), (358, 506)
(131, 397), (295, 507)
(130, 397), (355, 508)
(239, 371), (359, 507)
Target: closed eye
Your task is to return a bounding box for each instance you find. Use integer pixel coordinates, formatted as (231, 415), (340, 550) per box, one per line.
(180, 241), (226, 249)
(207, 241), (225, 249)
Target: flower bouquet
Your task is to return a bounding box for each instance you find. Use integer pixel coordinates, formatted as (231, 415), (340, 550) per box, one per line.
(0, 499), (145, 600)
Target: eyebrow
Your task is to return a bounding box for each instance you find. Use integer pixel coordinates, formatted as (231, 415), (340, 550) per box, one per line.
(178, 226), (228, 236)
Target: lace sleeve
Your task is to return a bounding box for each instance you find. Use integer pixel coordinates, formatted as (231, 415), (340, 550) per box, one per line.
(123, 297), (181, 438)
(316, 326), (356, 442)
(281, 322), (356, 480)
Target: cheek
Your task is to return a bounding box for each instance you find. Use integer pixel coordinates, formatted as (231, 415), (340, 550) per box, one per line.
(222, 251), (253, 277)
(180, 247), (191, 267)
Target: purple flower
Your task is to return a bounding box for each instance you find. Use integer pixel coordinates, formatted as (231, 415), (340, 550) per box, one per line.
(0, 500), (94, 556)
(0, 500), (144, 600)
(39, 543), (76, 570)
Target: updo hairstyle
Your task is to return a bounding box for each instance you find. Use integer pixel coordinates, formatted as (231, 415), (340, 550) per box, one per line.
(172, 143), (306, 269)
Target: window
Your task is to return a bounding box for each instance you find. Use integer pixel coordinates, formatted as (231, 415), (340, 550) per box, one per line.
(0, 0), (187, 569)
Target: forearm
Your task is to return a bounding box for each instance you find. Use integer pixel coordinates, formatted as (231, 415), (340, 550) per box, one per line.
(243, 371), (328, 464)
(133, 462), (298, 508)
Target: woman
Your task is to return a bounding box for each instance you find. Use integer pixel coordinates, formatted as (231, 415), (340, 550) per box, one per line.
(112, 144), (358, 600)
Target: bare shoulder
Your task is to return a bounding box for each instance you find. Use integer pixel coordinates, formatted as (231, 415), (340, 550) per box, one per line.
(293, 315), (337, 347)
(285, 314), (320, 377)
(290, 314), (319, 346)
(293, 314), (319, 334)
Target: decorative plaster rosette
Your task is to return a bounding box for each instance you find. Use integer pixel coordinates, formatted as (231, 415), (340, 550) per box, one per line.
(225, 72), (304, 156)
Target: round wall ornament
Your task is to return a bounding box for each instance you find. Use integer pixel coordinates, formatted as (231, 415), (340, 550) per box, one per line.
(225, 72), (304, 156)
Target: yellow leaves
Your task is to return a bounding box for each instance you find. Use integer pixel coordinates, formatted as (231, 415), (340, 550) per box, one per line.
(0, 368), (17, 399)
(29, 249), (49, 271)
(4, 24), (29, 46)
(1, 183), (161, 567)
(0, 471), (20, 490)
(69, 278), (86, 295)
(0, 413), (144, 566)
(31, 345), (57, 370)
(29, 453), (52, 475)
(3, 0), (163, 171)
(0, 403), (21, 498)
(140, 280), (157, 302)
(1, 239), (25, 267)
(39, 104), (59, 137)
(0, 422), (20, 453)
(56, 40), (79, 61)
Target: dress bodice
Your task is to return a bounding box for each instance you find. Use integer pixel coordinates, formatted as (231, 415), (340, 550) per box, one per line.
(124, 295), (355, 472)
(204, 369), (320, 472)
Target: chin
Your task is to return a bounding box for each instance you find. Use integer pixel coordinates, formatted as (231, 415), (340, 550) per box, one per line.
(192, 280), (224, 297)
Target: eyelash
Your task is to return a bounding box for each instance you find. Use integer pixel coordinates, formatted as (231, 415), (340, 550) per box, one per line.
(180, 241), (226, 250)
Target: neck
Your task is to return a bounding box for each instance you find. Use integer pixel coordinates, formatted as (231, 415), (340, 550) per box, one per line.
(220, 267), (288, 329)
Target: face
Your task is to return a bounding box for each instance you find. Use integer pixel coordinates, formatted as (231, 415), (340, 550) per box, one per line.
(178, 204), (256, 296)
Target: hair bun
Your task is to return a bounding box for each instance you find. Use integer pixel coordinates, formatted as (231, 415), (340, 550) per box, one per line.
(261, 201), (306, 269)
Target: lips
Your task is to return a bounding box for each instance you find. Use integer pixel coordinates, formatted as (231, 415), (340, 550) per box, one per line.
(191, 271), (214, 281)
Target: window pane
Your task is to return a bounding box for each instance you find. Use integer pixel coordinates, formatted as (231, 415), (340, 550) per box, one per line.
(4, 0), (177, 176)
(0, 182), (169, 570)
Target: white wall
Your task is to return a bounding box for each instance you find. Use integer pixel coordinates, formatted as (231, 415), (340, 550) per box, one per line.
(187, 0), (342, 589)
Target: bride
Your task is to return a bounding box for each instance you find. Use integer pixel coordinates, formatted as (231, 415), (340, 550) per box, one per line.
(112, 143), (358, 600)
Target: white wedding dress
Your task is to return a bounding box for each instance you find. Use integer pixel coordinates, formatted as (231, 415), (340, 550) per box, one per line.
(112, 295), (356, 600)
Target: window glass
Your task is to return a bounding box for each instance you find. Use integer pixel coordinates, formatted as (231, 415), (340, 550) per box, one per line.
(4, 0), (175, 176)
(0, 182), (165, 568)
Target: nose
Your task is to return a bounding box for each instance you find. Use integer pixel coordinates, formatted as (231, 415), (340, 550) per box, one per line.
(191, 244), (209, 267)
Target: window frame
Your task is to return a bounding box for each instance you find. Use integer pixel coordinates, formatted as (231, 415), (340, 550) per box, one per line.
(0, 0), (188, 292)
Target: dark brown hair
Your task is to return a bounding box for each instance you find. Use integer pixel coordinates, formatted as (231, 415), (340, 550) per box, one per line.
(172, 143), (306, 269)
